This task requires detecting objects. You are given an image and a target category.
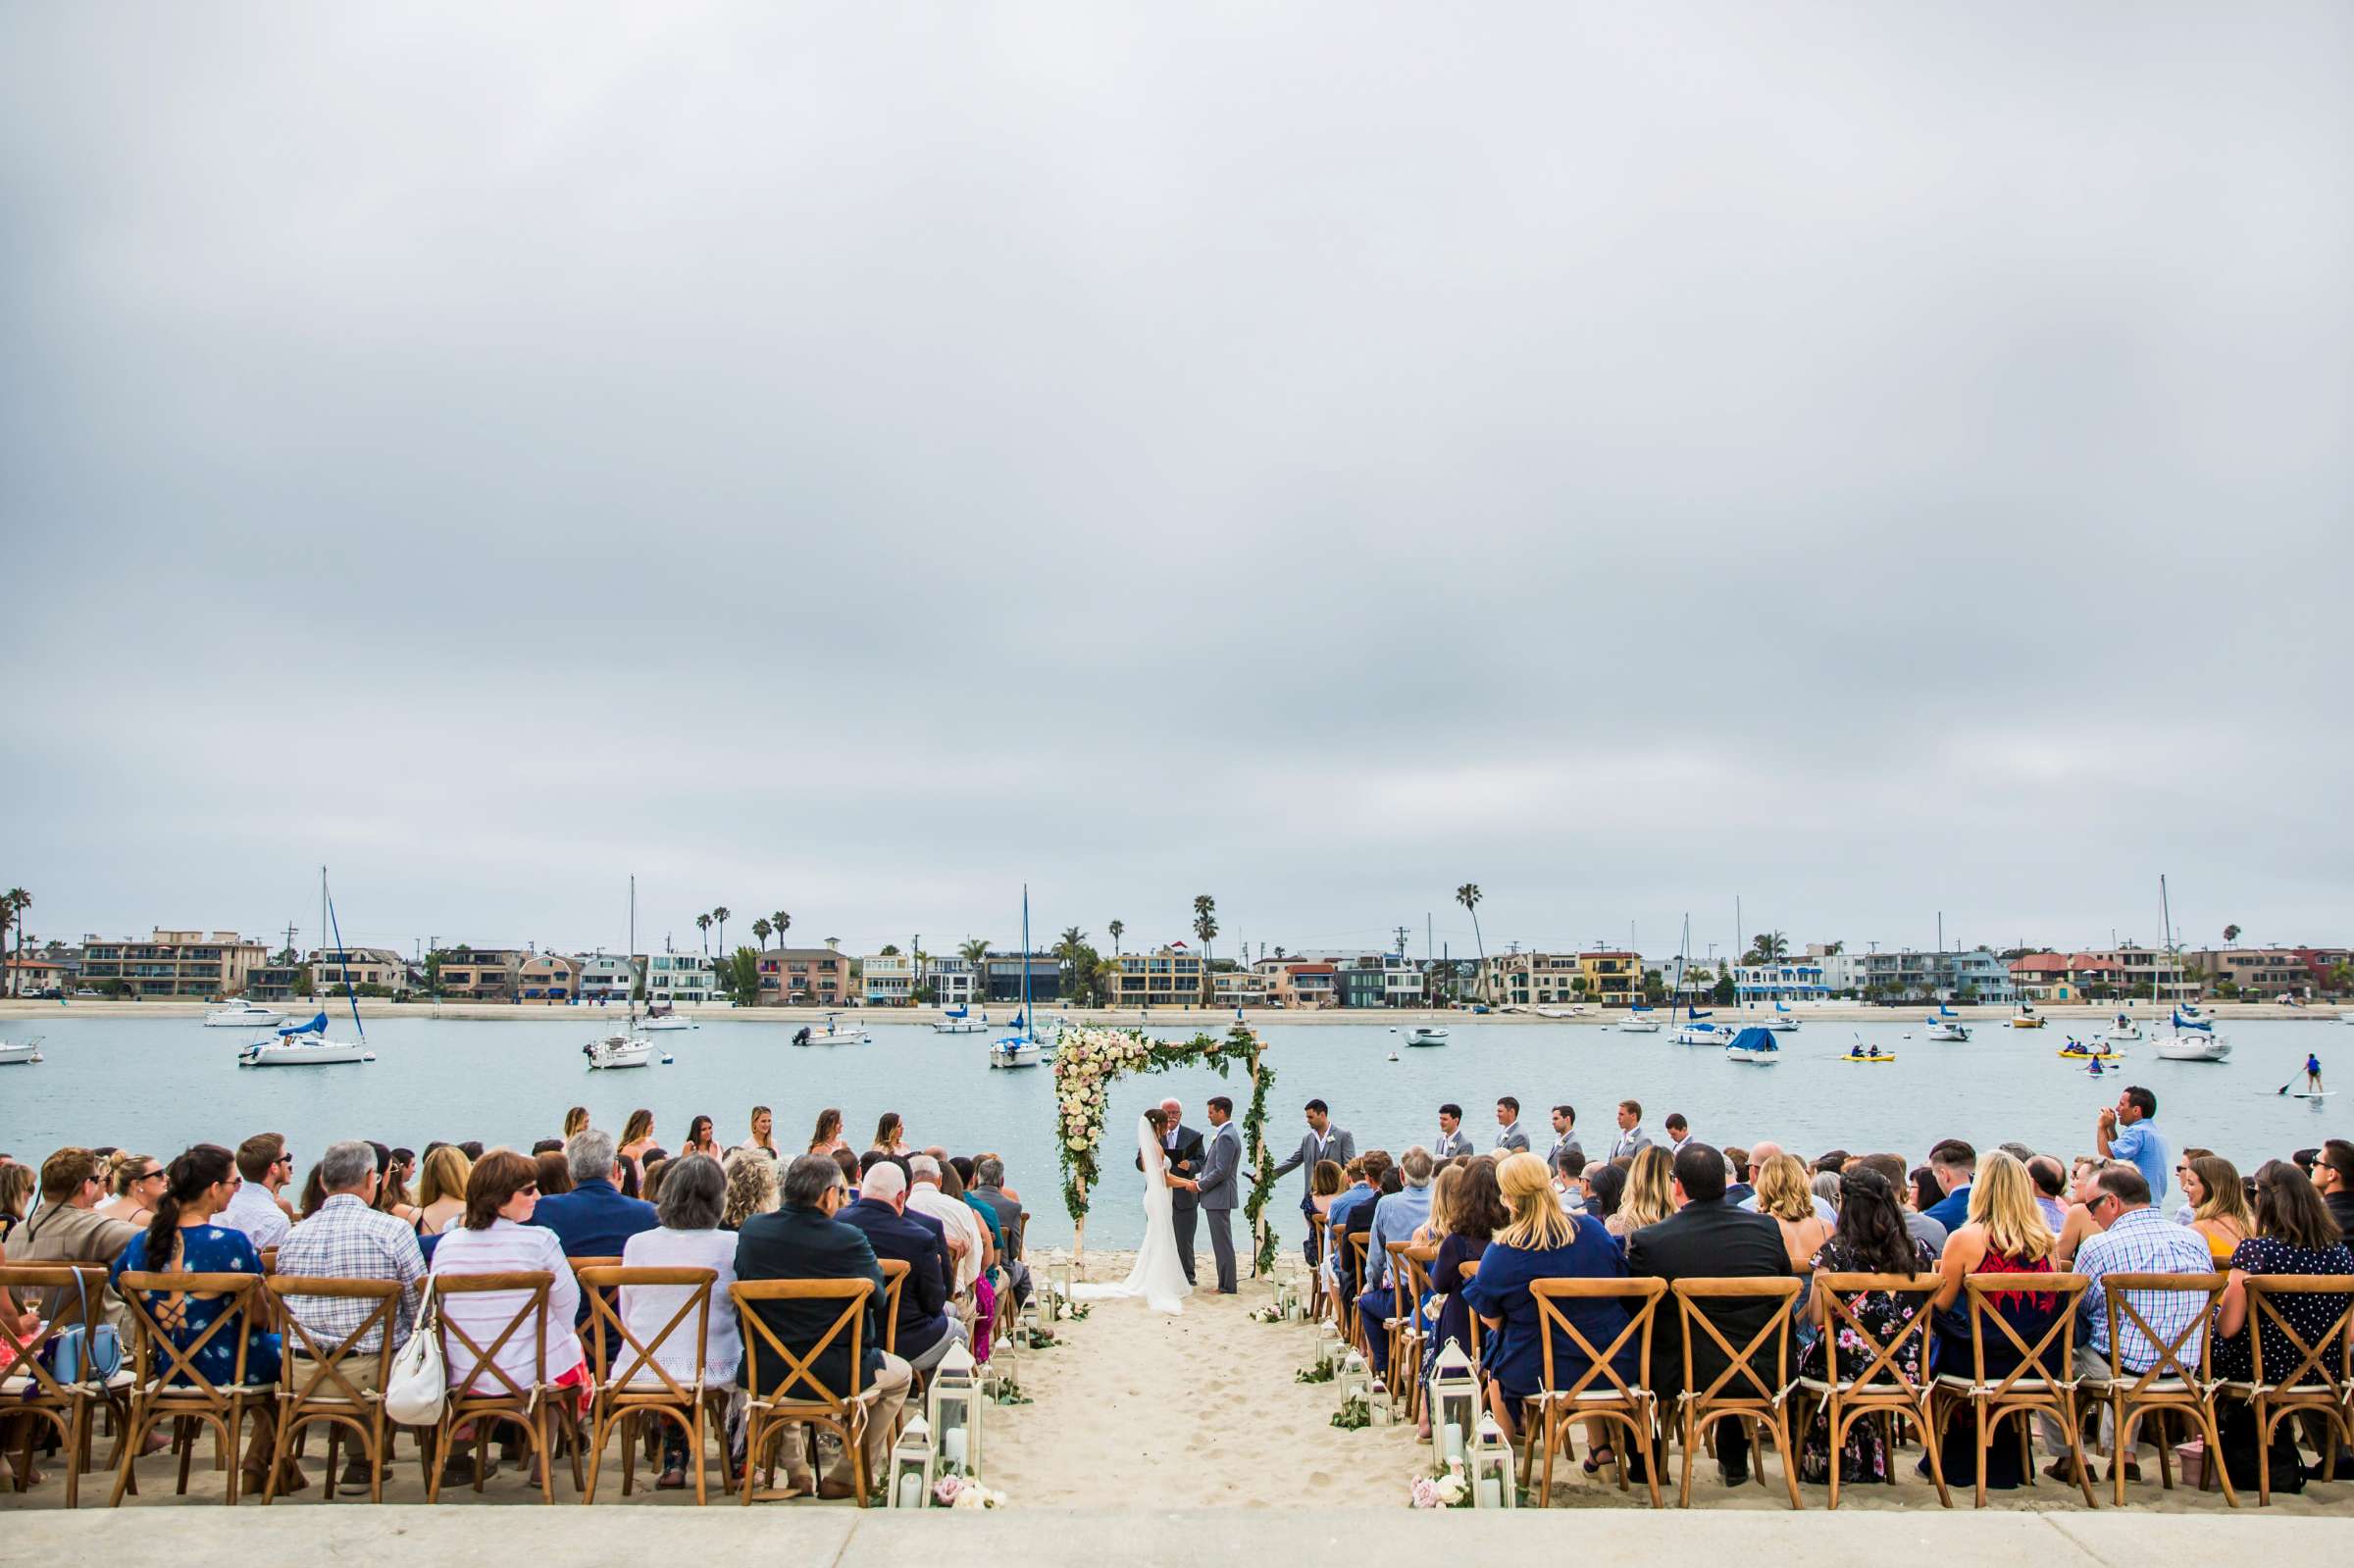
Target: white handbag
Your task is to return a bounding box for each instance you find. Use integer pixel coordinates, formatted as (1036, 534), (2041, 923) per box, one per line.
(384, 1281), (446, 1426)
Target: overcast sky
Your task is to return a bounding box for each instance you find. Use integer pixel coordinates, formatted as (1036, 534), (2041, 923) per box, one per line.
(4, 3), (2348, 965)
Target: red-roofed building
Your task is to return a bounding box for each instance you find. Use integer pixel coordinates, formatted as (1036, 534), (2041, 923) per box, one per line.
(2007, 951), (2074, 1001)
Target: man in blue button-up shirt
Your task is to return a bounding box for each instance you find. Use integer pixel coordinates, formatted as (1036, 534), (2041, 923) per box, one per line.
(1355, 1147), (1435, 1379)
(2095, 1086), (2170, 1204)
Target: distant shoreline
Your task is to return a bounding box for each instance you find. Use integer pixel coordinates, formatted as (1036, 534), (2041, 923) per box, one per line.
(1, 998), (2328, 1026)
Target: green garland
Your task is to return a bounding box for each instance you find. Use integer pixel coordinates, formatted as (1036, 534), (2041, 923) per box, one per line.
(1052, 1024), (1279, 1276)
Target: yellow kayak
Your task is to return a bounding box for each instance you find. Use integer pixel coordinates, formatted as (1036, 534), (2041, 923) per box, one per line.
(1840, 1054), (1898, 1064)
(2057, 1049), (2121, 1061)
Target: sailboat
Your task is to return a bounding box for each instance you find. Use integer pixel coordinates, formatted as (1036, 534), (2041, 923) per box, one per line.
(989, 888), (1045, 1069)
(239, 870), (375, 1067)
(1924, 1002), (1970, 1042)
(2103, 1009), (2144, 1043)
(2008, 1000), (2048, 1030)
(1667, 917), (1731, 1045)
(1764, 1000), (1802, 1033)
(2152, 876), (2230, 1062)
(1724, 1026), (1782, 1064)
(0, 1037), (43, 1066)
(1617, 999), (1663, 1033)
(934, 1002), (989, 1035)
(585, 878), (656, 1070)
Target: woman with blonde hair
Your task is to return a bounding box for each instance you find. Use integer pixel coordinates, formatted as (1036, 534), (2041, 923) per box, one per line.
(2181, 1152), (2253, 1264)
(413, 1144), (474, 1236)
(1461, 1152), (1636, 1453)
(808, 1107), (846, 1155)
(1756, 1154), (1834, 1274)
(1929, 1150), (2060, 1489)
(1414, 1163), (1461, 1246)
(563, 1105), (589, 1139)
(1612, 1144), (1676, 1237)
(720, 1148), (778, 1231)
(95, 1151), (166, 1227)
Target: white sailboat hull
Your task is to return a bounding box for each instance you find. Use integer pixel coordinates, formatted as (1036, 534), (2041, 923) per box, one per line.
(2105, 1020), (2144, 1042)
(0, 1040), (43, 1066)
(1763, 1016), (1802, 1032)
(1616, 1016), (1662, 1033)
(2154, 1033), (2230, 1062)
(1725, 1045), (1781, 1063)
(1405, 1028), (1450, 1046)
(1925, 1023), (1970, 1041)
(989, 1039), (1042, 1068)
(585, 1034), (656, 1070)
(239, 1038), (373, 1067)
(1669, 1026), (1727, 1045)
(934, 1020), (987, 1034)
(640, 1015), (691, 1033)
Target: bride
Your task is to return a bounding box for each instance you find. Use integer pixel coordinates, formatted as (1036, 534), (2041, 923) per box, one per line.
(1072, 1107), (1195, 1314)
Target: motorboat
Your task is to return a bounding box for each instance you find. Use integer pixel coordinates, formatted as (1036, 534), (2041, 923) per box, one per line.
(204, 1000), (286, 1029)
(2154, 1008), (2231, 1062)
(1924, 1017), (1970, 1041)
(583, 1033), (655, 1070)
(1764, 1002), (1802, 1032)
(1724, 1027), (1782, 1064)
(2104, 1011), (2144, 1043)
(793, 1012), (871, 1046)
(0, 1038), (43, 1066)
(1405, 1026), (1450, 1046)
(1533, 1004), (1591, 1019)
(640, 1010), (692, 1033)
(238, 1012), (374, 1067)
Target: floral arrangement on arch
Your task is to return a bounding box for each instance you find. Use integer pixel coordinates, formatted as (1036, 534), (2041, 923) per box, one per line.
(1051, 1024), (1281, 1275)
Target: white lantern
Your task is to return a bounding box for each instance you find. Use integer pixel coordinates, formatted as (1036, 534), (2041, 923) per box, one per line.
(1468, 1414), (1516, 1508)
(887, 1415), (935, 1508)
(1049, 1255), (1074, 1319)
(1316, 1319), (1344, 1372)
(1338, 1348), (1371, 1410)
(1427, 1340), (1479, 1467)
(928, 1340), (983, 1479)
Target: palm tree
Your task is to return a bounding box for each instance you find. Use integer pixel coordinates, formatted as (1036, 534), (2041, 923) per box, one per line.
(2223, 924), (2240, 946)
(712, 907), (731, 952)
(1747, 930), (1789, 964)
(752, 917), (773, 950)
(0, 888), (26, 997)
(1191, 894), (1218, 1006)
(770, 910), (792, 949)
(1107, 919), (1124, 956)
(695, 913), (712, 955)
(1455, 884), (1486, 1002)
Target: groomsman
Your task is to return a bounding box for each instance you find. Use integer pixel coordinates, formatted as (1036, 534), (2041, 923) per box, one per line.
(1610, 1098), (1654, 1160)
(1268, 1099), (1356, 1265)
(1547, 1104), (1583, 1167)
(1493, 1096), (1530, 1153)
(1433, 1104), (1473, 1160)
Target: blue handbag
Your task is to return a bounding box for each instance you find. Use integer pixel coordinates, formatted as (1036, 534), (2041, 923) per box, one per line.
(39, 1267), (125, 1385)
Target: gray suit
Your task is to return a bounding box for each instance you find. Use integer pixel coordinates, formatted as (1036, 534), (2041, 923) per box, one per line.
(1269, 1124), (1356, 1262)
(1494, 1122), (1531, 1154)
(1547, 1133), (1585, 1169)
(1198, 1120), (1243, 1292)
(1434, 1128), (1473, 1160)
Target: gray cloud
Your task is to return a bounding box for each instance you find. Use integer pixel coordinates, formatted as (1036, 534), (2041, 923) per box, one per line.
(4, 3), (2348, 962)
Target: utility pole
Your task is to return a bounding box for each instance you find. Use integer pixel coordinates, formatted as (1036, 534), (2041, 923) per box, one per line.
(281, 921), (300, 962)
(1395, 924), (1409, 958)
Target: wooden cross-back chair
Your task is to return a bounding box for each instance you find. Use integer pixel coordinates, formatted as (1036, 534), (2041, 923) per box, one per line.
(874, 1260), (908, 1358)
(1524, 1277), (1665, 1508)
(107, 1271), (265, 1507)
(0, 1262), (115, 1507)
(2088, 1272), (2235, 1508)
(1799, 1272), (1950, 1509)
(2215, 1275), (2354, 1504)
(731, 1278), (875, 1506)
(428, 1270), (582, 1504)
(1346, 1233), (1372, 1356)
(1670, 1277), (1804, 1510)
(1385, 1245), (1431, 1414)
(263, 1276), (406, 1503)
(578, 1265), (719, 1504)
(1930, 1271), (2095, 1508)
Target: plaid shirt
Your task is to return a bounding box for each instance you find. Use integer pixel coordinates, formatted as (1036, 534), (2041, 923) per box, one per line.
(274, 1194), (427, 1354)
(2073, 1206), (2214, 1371)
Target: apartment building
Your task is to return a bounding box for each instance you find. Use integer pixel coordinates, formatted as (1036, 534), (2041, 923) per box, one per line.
(926, 956), (977, 1008)
(863, 952), (916, 1006)
(1212, 969), (1273, 1008)
(1577, 951), (1642, 1006)
(1849, 947), (2017, 1004)
(1104, 945), (1206, 1007)
(1732, 956), (1829, 1003)
(1268, 962), (1338, 1009)
(2185, 946), (2318, 999)
(78, 930), (269, 998)
(756, 947), (853, 1004)
(437, 947), (527, 1001)
(985, 951), (1064, 1003)
(645, 952), (718, 1005)
(1479, 952), (1587, 1008)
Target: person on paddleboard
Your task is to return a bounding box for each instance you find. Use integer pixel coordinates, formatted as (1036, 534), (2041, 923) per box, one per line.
(2307, 1053), (2324, 1093)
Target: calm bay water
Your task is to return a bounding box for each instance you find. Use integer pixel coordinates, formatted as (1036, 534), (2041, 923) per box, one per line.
(2, 1013), (2344, 1247)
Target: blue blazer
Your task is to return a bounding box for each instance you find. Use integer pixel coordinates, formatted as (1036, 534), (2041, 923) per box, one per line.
(532, 1180), (658, 1322)
(836, 1197), (953, 1360)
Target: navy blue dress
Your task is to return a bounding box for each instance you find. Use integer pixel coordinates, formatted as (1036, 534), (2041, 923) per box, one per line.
(111, 1224), (281, 1386)
(1461, 1214), (1637, 1401)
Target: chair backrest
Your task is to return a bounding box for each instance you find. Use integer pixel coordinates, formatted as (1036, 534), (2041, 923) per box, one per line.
(2243, 1275), (2354, 1392)
(1532, 1276), (1663, 1404)
(1348, 1233), (1369, 1294)
(1390, 1244), (1431, 1317)
(1671, 1276), (1802, 1405)
(874, 1259), (909, 1354)
(2099, 1271), (2227, 1391)
(115, 1270), (263, 1399)
(1812, 1272), (1942, 1397)
(730, 1278), (872, 1407)
(431, 1270), (553, 1402)
(267, 1275), (406, 1406)
(578, 1265), (713, 1401)
(0, 1264), (91, 1402)
(1961, 1271), (2088, 1399)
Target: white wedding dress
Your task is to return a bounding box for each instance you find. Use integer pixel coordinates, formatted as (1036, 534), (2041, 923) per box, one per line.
(1071, 1115), (1193, 1314)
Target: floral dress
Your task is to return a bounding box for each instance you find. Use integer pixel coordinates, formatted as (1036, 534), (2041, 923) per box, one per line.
(1796, 1236), (1936, 1484)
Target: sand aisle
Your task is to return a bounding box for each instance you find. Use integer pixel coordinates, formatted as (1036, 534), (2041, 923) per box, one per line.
(991, 1259), (1423, 1508)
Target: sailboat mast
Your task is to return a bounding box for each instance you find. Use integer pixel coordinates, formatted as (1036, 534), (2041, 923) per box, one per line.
(2158, 874), (2174, 1011)
(1021, 885), (1032, 1037)
(629, 875), (639, 1028)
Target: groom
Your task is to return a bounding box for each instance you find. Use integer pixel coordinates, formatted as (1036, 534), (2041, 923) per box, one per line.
(1136, 1096), (1205, 1285)
(1197, 1094), (1243, 1293)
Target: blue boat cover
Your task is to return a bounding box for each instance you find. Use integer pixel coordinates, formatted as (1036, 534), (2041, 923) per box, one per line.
(2173, 1008), (2212, 1033)
(1728, 1028), (1777, 1052)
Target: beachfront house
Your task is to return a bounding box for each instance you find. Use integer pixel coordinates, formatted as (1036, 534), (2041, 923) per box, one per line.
(645, 951), (718, 1005)
(863, 951), (916, 1006)
(436, 947), (527, 1001)
(575, 952), (640, 1004)
(516, 952), (580, 1001)
(984, 950), (1063, 1003)
(1733, 957), (1829, 1004)
(1576, 950), (1641, 1007)
(756, 946), (853, 1004)
(1103, 945), (1206, 1007)
(77, 930), (270, 999)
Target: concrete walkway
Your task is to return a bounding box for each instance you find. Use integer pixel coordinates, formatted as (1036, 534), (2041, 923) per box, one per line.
(7, 1506), (2350, 1563)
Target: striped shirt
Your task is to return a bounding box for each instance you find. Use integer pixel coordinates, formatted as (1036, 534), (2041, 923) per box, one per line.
(429, 1218), (584, 1391)
(275, 1194), (427, 1354)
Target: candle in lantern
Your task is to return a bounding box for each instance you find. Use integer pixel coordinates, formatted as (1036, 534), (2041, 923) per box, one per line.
(941, 1427), (968, 1468)
(897, 1474), (925, 1509)
(1441, 1422), (1464, 1463)
(1476, 1477), (1502, 1508)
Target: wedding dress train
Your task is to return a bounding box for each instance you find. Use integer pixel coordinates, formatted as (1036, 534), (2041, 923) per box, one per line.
(1070, 1114), (1193, 1314)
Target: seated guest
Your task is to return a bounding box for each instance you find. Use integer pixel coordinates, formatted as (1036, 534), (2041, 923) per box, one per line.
(834, 1160), (962, 1371)
(1356, 1146), (1436, 1378)
(2026, 1155), (2071, 1234)
(1329, 1151), (1391, 1302)
(1464, 1151), (1636, 1463)
(430, 1149), (585, 1488)
(1738, 1141), (1834, 1223)
(275, 1138), (429, 1489)
(2312, 1140), (2354, 1239)
(1585, 1163), (1628, 1237)
(1921, 1139), (1977, 1234)
(1854, 1152), (1946, 1255)
(969, 1155), (1032, 1307)
(722, 1150), (779, 1232)
(1428, 1156), (1504, 1379)
(906, 1155), (985, 1304)
(12, 1147), (138, 1322)
(1757, 1154), (1834, 1275)
(1553, 1145), (1589, 1214)
(221, 1133), (295, 1252)
(2182, 1153), (2254, 1264)
(95, 1151), (166, 1228)
(1414, 1164), (1460, 1247)
(1930, 1149), (2062, 1488)
(1626, 1141), (1793, 1488)
(110, 1144), (294, 1494)
(2211, 1159), (2351, 1389)
(534, 1150), (574, 1197)
(1910, 1164), (1942, 1219)
(1796, 1168), (1936, 1486)
(734, 1154), (913, 1499)
(0, 1164), (33, 1243)
(414, 1145), (472, 1236)
(618, 1153), (742, 1491)
(533, 1129), (658, 1263)
(1613, 1145), (1676, 1238)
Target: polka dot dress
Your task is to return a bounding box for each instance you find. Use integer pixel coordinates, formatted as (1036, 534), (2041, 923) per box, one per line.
(2210, 1237), (2354, 1386)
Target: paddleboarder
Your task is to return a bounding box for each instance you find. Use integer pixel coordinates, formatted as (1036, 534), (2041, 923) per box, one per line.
(2307, 1053), (2325, 1094)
